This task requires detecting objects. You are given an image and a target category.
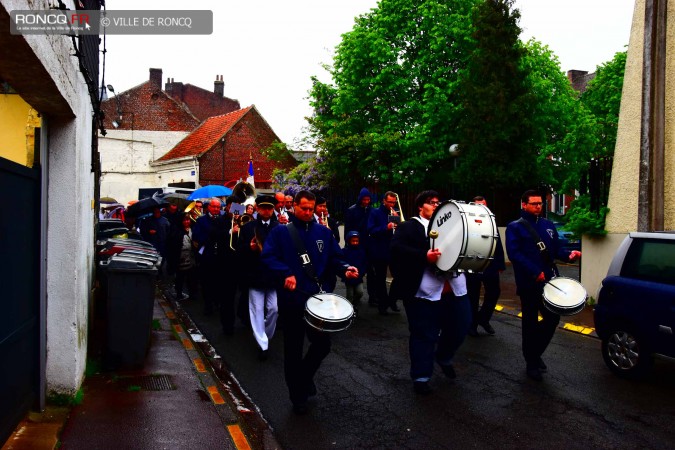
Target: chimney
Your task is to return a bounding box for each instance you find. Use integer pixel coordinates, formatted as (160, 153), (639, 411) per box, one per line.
(214, 74), (224, 97)
(149, 68), (163, 88)
(567, 70), (589, 93)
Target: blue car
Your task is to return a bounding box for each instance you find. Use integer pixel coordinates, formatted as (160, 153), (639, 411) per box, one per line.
(594, 232), (675, 378)
(557, 225), (581, 253)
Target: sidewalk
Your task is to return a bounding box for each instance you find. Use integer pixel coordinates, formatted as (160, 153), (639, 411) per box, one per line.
(2, 263), (596, 449)
(2, 290), (276, 450)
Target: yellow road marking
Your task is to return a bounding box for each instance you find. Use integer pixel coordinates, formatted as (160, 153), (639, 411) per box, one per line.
(563, 323), (595, 334)
(173, 324), (183, 333)
(494, 305), (504, 311)
(193, 358), (206, 372)
(207, 385), (225, 405)
(182, 338), (193, 350)
(227, 424), (252, 450)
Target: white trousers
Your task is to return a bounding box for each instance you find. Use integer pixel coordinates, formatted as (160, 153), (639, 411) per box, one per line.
(249, 287), (278, 351)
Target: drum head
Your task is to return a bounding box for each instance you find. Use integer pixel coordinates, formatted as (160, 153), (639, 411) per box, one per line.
(428, 201), (465, 272)
(305, 293), (354, 322)
(543, 277), (587, 312)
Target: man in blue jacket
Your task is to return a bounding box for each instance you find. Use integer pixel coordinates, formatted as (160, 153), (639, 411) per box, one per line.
(367, 191), (401, 314)
(344, 188), (376, 305)
(262, 190), (359, 414)
(505, 190), (581, 381)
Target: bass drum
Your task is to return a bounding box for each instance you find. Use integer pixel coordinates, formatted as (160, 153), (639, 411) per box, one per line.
(542, 277), (587, 316)
(428, 201), (497, 273)
(304, 293), (354, 332)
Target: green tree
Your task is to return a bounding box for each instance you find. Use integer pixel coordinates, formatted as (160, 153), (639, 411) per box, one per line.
(307, 0), (479, 186)
(579, 50), (627, 159)
(562, 50), (627, 236)
(455, 0), (537, 194)
(521, 39), (597, 193)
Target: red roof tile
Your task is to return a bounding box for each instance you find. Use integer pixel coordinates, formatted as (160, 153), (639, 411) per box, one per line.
(157, 106), (253, 161)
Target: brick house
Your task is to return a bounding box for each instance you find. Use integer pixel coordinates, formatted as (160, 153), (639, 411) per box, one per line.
(98, 68), (241, 203)
(154, 105), (295, 190)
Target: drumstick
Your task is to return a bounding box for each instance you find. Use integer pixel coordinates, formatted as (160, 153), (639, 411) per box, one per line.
(429, 230), (439, 250)
(295, 287), (325, 301)
(546, 280), (567, 294)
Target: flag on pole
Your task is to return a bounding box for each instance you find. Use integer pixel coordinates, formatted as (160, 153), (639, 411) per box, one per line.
(246, 157), (255, 187)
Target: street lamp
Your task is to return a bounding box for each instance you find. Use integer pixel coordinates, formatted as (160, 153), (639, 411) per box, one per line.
(107, 84), (123, 128)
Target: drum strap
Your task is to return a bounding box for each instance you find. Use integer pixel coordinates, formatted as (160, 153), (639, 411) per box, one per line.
(286, 223), (323, 290)
(516, 217), (557, 272)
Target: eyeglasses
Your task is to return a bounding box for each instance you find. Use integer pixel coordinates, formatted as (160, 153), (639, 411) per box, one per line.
(527, 202), (543, 206)
(426, 201), (441, 206)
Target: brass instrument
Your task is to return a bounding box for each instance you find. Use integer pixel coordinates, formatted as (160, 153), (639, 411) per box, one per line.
(229, 181), (257, 250)
(390, 192), (405, 234)
(320, 212), (330, 229)
(184, 201), (203, 222)
(394, 193), (405, 222)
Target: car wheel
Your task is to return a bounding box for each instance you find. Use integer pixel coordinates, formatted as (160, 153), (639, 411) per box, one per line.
(601, 329), (652, 379)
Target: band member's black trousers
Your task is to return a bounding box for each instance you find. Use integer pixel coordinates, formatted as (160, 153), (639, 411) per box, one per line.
(199, 259), (223, 314)
(280, 304), (331, 406)
(519, 286), (560, 367)
(467, 271), (501, 327)
(371, 259), (392, 311)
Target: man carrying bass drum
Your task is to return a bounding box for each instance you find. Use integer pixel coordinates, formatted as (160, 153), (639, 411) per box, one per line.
(389, 190), (472, 395)
(505, 190), (581, 381)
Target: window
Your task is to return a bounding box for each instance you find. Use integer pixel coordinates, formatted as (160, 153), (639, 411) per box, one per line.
(621, 239), (675, 285)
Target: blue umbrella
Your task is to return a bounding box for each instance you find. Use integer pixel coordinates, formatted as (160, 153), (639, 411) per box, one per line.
(188, 185), (233, 200)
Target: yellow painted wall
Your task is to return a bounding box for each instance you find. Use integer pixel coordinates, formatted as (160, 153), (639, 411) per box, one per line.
(0, 93), (39, 168)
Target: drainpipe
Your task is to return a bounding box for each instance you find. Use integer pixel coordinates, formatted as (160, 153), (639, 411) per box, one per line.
(193, 156), (199, 188)
(638, 0), (666, 231)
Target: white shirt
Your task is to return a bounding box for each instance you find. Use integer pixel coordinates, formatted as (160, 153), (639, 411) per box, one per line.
(413, 216), (467, 299)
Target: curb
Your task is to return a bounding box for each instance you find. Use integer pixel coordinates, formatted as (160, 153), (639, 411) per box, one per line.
(493, 302), (598, 338)
(158, 290), (280, 450)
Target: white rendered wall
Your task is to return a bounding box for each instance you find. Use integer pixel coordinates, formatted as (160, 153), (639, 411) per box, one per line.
(99, 130), (190, 204)
(6, 0), (98, 394)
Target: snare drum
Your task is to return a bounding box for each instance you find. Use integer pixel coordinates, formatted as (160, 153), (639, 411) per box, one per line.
(542, 277), (587, 316)
(428, 201), (498, 273)
(304, 293), (354, 332)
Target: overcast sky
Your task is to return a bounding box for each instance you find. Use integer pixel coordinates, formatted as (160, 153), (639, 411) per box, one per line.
(103, 0), (636, 146)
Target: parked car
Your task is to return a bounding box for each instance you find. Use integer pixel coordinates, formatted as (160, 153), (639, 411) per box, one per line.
(557, 226), (581, 253)
(594, 232), (675, 378)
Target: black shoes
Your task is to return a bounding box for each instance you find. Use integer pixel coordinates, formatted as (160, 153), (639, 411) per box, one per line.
(526, 367), (543, 381)
(440, 364), (456, 379)
(538, 358), (548, 372)
(390, 305), (401, 312)
(413, 381), (432, 395)
(480, 322), (496, 335)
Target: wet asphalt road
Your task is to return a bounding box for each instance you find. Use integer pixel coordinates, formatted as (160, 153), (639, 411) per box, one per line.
(176, 270), (675, 449)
